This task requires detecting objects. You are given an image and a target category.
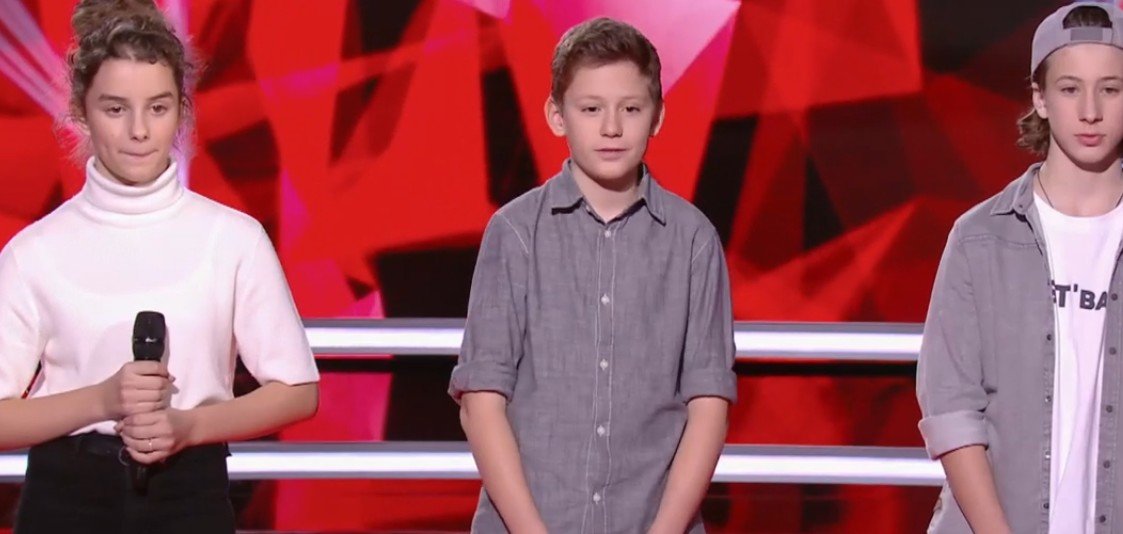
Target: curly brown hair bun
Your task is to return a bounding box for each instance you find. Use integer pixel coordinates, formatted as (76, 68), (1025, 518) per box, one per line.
(67, 0), (198, 119)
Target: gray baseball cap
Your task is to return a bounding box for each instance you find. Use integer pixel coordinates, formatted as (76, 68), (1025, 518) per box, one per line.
(1032, 1), (1123, 75)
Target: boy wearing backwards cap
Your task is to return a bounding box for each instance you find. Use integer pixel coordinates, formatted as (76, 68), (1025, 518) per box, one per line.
(918, 2), (1123, 532)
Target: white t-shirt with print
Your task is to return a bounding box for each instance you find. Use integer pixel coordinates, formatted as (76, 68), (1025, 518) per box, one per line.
(1038, 193), (1123, 534)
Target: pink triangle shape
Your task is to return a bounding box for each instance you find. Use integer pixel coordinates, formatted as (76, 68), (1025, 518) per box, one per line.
(529, 0), (739, 92)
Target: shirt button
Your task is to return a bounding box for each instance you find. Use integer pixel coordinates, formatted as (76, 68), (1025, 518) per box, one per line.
(600, 359), (608, 370)
(1101, 515), (1108, 523)
(1046, 395), (1052, 404)
(601, 294), (610, 305)
(1105, 460), (1113, 469)
(604, 229), (612, 238)
(1111, 347), (1119, 356)
(596, 425), (606, 436)
(1044, 502), (1050, 510)
(1109, 405), (1116, 414)
(1045, 451), (1051, 460)
(1046, 333), (1053, 342)
(592, 492), (601, 503)
(1114, 293), (1120, 301)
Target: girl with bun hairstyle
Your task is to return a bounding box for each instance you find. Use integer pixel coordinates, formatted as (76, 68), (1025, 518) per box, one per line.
(0, 1), (320, 532)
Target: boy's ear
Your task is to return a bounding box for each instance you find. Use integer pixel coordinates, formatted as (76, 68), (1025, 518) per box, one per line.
(545, 97), (566, 137)
(1032, 82), (1048, 120)
(651, 102), (665, 136)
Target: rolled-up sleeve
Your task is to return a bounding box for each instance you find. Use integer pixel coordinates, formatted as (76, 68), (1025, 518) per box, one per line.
(679, 228), (737, 403)
(449, 212), (528, 402)
(917, 225), (989, 459)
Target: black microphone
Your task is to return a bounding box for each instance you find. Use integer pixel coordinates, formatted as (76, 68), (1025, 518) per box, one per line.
(133, 311), (165, 362)
(130, 311), (165, 493)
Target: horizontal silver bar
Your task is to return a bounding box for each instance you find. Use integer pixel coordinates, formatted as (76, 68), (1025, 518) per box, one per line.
(304, 319), (923, 363)
(0, 442), (943, 486)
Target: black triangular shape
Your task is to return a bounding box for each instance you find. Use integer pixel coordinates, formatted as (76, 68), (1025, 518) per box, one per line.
(345, 276), (374, 301)
(204, 120), (281, 234)
(479, 16), (538, 206)
(349, 0), (426, 56)
(694, 116), (758, 246)
(803, 156), (843, 251)
(921, 0), (1056, 73)
(330, 0), (431, 163)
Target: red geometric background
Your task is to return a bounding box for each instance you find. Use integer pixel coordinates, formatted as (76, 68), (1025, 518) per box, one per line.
(0, 0), (1072, 531)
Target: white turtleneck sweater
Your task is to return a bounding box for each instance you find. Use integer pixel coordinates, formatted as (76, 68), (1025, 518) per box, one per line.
(0, 159), (320, 435)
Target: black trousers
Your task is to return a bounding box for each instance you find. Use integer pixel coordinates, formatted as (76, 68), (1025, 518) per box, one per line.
(14, 432), (235, 534)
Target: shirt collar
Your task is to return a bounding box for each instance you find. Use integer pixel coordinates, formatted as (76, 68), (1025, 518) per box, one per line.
(546, 159), (667, 224)
(989, 162), (1040, 217)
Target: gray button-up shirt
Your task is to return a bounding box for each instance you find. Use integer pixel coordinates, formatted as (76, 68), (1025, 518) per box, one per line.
(449, 161), (737, 533)
(917, 163), (1123, 533)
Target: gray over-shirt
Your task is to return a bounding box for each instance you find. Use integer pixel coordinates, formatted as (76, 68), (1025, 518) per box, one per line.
(918, 163), (1123, 533)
